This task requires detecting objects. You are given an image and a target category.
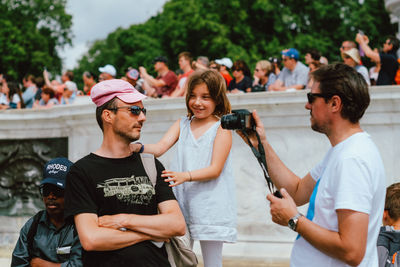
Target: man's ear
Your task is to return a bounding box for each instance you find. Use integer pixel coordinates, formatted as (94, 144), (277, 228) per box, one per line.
(102, 109), (114, 125)
(330, 95), (342, 113)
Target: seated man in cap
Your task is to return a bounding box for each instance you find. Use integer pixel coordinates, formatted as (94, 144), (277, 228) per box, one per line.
(269, 48), (309, 91)
(64, 79), (185, 266)
(99, 64), (117, 81)
(11, 157), (82, 267)
(139, 56), (178, 98)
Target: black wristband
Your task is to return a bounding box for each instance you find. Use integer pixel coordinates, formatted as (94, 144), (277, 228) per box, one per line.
(139, 143), (144, 153)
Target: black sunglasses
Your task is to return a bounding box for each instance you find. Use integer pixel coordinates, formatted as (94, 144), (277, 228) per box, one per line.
(109, 106), (147, 115)
(40, 184), (64, 197)
(307, 92), (333, 104)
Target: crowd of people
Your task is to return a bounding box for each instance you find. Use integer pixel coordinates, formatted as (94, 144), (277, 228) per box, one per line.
(6, 33), (400, 267)
(1, 33), (399, 111)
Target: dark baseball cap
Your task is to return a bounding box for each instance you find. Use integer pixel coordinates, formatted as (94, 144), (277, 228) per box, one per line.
(152, 56), (168, 64)
(40, 157), (73, 189)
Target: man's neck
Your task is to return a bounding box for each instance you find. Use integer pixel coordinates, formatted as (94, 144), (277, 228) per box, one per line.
(158, 68), (169, 77)
(95, 134), (133, 158)
(182, 65), (192, 74)
(327, 121), (363, 147)
(49, 213), (65, 229)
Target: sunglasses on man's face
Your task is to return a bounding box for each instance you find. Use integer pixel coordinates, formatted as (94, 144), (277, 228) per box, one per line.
(307, 92), (333, 104)
(40, 184), (64, 198)
(109, 106), (147, 116)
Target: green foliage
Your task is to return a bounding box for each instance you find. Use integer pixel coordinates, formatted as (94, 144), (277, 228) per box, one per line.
(76, 0), (396, 75)
(0, 0), (72, 80)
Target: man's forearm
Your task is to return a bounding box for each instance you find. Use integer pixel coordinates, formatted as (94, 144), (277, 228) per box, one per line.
(75, 213), (152, 251)
(262, 140), (301, 196)
(99, 201), (185, 238)
(296, 214), (366, 266)
(30, 257), (61, 267)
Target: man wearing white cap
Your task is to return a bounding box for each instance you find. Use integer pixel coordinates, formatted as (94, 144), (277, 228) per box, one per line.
(64, 79), (185, 266)
(98, 64), (117, 81)
(215, 57), (233, 86)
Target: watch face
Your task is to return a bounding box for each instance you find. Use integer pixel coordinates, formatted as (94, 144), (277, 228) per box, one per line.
(288, 219), (296, 230)
(288, 219), (297, 231)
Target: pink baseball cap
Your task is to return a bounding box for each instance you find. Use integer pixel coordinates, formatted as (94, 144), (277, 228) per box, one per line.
(90, 79), (146, 107)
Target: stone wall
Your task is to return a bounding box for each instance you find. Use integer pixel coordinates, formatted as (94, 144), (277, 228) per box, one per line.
(0, 86), (399, 261)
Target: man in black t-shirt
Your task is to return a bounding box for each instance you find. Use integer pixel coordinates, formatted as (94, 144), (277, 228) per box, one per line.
(64, 79), (186, 267)
(356, 33), (399, 85)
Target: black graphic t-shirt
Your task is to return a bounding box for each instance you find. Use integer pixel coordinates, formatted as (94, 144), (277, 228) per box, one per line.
(64, 153), (175, 267)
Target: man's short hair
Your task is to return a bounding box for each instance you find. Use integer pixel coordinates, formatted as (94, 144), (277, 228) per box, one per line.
(385, 182), (400, 221)
(95, 98), (118, 131)
(23, 75), (35, 83)
(307, 49), (321, 61)
(178, 51), (192, 63)
(342, 40), (357, 49)
(197, 56), (209, 66)
(64, 71), (74, 81)
(310, 63), (370, 124)
(42, 87), (55, 99)
(35, 77), (45, 88)
(387, 36), (400, 53)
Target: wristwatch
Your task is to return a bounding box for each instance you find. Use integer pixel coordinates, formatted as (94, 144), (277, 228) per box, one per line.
(288, 213), (303, 232)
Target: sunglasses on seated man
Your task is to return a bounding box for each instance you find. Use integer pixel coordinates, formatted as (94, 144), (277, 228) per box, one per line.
(40, 184), (64, 198)
(108, 105), (147, 116)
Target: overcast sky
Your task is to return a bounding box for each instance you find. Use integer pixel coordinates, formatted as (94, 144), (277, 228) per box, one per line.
(59, 0), (168, 70)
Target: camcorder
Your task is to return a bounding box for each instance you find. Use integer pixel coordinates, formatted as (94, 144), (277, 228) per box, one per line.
(221, 109), (282, 198)
(221, 109), (255, 131)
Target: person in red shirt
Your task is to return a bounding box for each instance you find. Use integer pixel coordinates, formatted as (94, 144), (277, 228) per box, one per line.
(170, 51), (194, 97)
(139, 56), (178, 98)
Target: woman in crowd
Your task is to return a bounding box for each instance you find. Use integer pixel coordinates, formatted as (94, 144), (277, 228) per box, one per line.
(251, 60), (276, 92)
(227, 60), (252, 93)
(0, 80), (25, 109)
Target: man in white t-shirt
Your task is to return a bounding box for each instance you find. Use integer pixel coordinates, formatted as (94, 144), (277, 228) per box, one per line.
(242, 63), (385, 266)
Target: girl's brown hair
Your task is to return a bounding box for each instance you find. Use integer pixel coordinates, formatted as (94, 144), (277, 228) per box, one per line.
(185, 70), (231, 118)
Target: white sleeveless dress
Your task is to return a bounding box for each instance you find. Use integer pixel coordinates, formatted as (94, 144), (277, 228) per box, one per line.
(171, 117), (237, 242)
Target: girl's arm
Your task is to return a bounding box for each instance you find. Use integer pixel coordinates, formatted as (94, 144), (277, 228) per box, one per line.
(162, 126), (232, 186)
(131, 119), (181, 157)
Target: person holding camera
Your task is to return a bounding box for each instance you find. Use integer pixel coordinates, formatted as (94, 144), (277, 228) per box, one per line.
(131, 69), (237, 267)
(240, 63), (385, 266)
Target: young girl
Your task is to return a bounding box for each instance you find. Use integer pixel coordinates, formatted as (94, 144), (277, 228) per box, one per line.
(134, 69), (236, 266)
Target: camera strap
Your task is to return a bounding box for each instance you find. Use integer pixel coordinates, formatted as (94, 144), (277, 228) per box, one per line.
(241, 130), (276, 194)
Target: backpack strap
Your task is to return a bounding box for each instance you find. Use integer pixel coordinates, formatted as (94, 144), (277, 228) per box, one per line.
(27, 210), (45, 258)
(140, 153), (157, 186)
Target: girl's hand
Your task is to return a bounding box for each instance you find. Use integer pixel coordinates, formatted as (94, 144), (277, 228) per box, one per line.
(162, 170), (190, 187)
(130, 142), (142, 153)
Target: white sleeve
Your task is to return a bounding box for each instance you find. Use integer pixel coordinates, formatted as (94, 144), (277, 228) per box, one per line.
(332, 157), (373, 214)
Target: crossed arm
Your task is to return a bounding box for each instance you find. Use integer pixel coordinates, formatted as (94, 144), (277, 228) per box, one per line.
(74, 200), (185, 251)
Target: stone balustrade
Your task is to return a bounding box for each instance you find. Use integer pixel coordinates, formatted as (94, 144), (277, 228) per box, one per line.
(0, 86), (399, 262)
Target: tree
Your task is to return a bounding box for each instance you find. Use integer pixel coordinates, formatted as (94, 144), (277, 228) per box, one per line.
(0, 0), (72, 80)
(75, 0), (396, 77)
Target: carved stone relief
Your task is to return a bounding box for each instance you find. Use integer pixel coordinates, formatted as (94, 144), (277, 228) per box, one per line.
(0, 138), (67, 216)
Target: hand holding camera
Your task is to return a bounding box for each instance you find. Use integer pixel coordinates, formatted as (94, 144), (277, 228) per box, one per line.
(221, 109), (266, 150)
(221, 109), (281, 198)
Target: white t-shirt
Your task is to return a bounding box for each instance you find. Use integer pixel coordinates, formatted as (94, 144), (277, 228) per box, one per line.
(291, 132), (385, 267)
(0, 93), (8, 105)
